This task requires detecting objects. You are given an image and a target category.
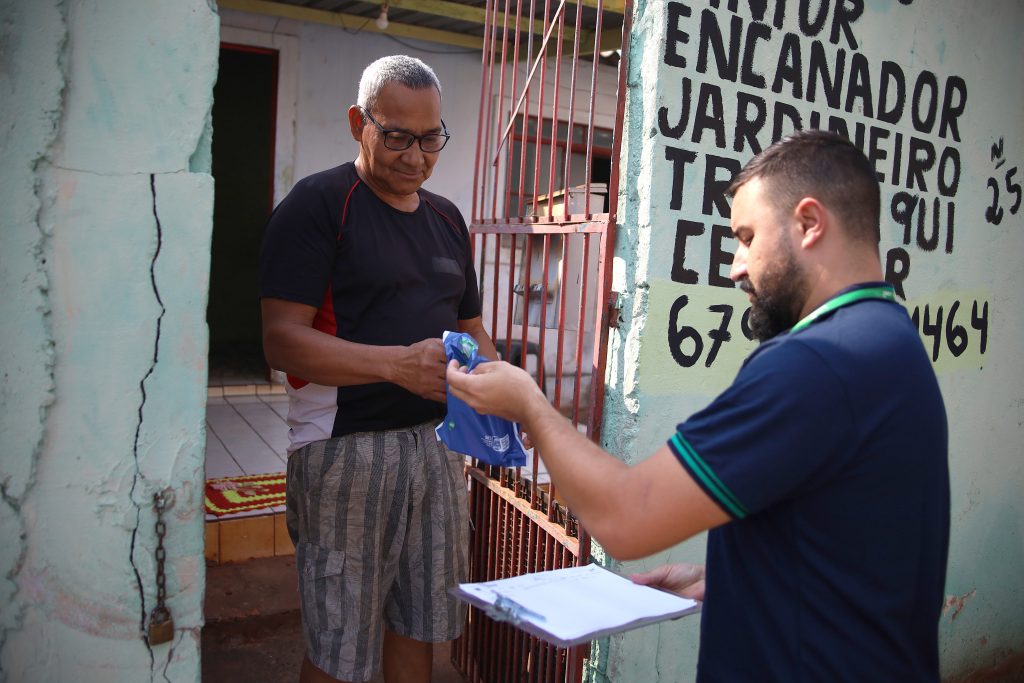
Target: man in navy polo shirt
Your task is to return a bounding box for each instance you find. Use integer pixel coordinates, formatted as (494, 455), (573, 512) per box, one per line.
(446, 130), (949, 681)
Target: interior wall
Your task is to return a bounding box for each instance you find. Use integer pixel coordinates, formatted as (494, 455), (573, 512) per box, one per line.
(0, 1), (218, 680)
(208, 46), (276, 356)
(601, 1), (1024, 681)
(219, 8), (485, 221)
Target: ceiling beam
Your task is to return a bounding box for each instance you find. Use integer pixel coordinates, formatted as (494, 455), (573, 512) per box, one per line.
(389, 0), (624, 17)
(218, 0), (484, 49)
(218, 0), (622, 56)
(220, 0), (623, 43)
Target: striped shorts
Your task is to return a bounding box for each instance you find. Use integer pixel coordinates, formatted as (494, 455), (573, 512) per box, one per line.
(285, 421), (469, 683)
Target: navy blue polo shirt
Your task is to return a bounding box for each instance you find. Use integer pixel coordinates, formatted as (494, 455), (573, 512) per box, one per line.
(668, 284), (950, 682)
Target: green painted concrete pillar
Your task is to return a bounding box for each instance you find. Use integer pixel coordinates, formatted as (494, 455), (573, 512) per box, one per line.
(1, 1), (219, 680)
(598, 1), (1024, 680)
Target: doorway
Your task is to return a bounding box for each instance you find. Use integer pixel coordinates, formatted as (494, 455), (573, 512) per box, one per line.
(207, 43), (278, 386)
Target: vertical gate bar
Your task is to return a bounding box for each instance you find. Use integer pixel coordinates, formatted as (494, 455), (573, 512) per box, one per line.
(589, 0), (631, 444)
(510, 508), (522, 683)
(555, 544), (567, 682)
(519, 231), (538, 511)
(497, 497), (505, 578)
(583, 0), (605, 214)
(536, 233), (550, 394)
(488, 483), (500, 577)
(545, 231), (572, 512)
(572, 232), (591, 428)
(543, 534), (553, 680)
(484, 610), (494, 683)
(487, 487), (501, 682)
(529, 0), (551, 216)
(504, 234), (517, 360)
(516, 0), (537, 217)
(473, 234), (488, 392)
(500, 498), (511, 676)
(503, 0), (525, 217)
(530, 445), (541, 511)
(544, 3), (566, 220)
(513, 462), (522, 506)
(560, 0), (585, 217)
(522, 510), (534, 678)
(519, 510), (529, 679)
(527, 636), (537, 683)
(505, 497), (516, 577)
(471, 0), (496, 223)
(520, 234), (533, 388)
(460, 481), (473, 677)
(491, 232), (501, 339)
(535, 514), (545, 571)
(471, 480), (485, 681)
(473, 233), (482, 298)
(483, 0), (504, 221)
(550, 232), (571, 414)
(578, 528), (591, 566)
(491, 0), (513, 220)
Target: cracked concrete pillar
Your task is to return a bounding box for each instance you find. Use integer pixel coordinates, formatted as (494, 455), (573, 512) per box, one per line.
(0, 1), (219, 680)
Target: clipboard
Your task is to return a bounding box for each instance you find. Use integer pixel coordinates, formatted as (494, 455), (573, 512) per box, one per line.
(451, 563), (701, 648)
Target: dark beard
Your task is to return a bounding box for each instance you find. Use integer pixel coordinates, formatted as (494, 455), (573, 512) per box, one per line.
(740, 248), (806, 342)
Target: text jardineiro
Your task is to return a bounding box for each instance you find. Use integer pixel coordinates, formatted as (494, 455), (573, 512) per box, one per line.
(653, 0), (991, 370)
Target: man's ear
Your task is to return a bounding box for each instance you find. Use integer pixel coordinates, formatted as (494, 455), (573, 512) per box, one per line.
(793, 197), (826, 249)
(347, 105), (365, 142)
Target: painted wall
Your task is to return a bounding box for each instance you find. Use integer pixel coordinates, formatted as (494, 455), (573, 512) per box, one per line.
(0, 1), (218, 680)
(599, 1), (1024, 681)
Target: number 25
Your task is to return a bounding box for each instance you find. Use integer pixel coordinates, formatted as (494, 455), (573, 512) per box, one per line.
(986, 166), (1022, 225)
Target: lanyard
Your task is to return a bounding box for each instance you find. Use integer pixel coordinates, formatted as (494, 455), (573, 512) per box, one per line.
(789, 285), (896, 334)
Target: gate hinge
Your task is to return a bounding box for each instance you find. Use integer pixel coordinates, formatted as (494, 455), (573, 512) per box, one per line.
(606, 291), (621, 329)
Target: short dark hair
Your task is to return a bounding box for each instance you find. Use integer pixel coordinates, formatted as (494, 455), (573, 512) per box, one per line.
(727, 129), (881, 244)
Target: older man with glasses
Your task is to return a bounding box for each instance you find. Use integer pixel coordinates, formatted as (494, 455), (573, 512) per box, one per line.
(260, 55), (498, 683)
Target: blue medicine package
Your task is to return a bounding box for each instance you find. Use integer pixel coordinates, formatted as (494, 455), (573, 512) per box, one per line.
(436, 331), (528, 467)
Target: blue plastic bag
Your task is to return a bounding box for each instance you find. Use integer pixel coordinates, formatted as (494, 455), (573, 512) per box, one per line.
(436, 331), (528, 467)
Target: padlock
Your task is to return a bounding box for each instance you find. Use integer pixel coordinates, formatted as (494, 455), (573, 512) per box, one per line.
(148, 606), (175, 645)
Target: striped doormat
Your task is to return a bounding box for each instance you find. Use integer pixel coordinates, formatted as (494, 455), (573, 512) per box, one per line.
(205, 472), (286, 516)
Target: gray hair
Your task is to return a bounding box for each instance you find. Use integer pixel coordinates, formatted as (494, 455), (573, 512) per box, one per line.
(357, 55), (442, 112)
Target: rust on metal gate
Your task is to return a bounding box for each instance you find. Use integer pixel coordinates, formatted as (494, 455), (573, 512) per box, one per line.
(451, 0), (633, 679)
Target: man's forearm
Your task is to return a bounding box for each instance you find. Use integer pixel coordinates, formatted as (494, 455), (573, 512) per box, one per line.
(263, 322), (406, 387)
(521, 398), (631, 545)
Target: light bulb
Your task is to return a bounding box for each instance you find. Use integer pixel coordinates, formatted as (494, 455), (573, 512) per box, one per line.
(375, 5), (389, 30)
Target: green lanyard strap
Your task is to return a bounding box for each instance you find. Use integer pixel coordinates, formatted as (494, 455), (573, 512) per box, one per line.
(789, 285), (896, 334)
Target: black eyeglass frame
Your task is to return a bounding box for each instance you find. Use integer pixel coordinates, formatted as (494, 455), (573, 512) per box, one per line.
(359, 106), (451, 153)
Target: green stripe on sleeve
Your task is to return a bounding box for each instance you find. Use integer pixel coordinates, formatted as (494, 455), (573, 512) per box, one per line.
(669, 433), (749, 519)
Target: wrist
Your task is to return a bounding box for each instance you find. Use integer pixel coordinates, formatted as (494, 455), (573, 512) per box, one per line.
(380, 345), (405, 384)
(519, 390), (553, 430)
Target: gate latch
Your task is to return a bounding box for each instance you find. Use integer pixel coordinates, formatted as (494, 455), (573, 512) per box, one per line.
(606, 291), (621, 329)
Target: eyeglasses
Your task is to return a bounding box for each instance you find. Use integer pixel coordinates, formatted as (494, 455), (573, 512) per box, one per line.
(359, 107), (450, 153)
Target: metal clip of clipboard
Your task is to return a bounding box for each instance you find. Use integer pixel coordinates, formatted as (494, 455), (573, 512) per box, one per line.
(483, 594), (547, 627)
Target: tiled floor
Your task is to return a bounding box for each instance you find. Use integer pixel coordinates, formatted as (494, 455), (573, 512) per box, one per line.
(205, 384), (291, 564)
(203, 382), (557, 563)
(206, 393), (288, 477)
(205, 384), (556, 493)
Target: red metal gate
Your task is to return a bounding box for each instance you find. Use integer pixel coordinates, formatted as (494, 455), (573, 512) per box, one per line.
(452, 0), (632, 680)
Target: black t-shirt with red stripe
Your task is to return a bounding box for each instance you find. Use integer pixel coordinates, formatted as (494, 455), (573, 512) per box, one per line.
(260, 162), (481, 442)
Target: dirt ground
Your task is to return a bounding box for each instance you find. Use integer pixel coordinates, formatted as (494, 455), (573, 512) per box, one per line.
(202, 554), (465, 683)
